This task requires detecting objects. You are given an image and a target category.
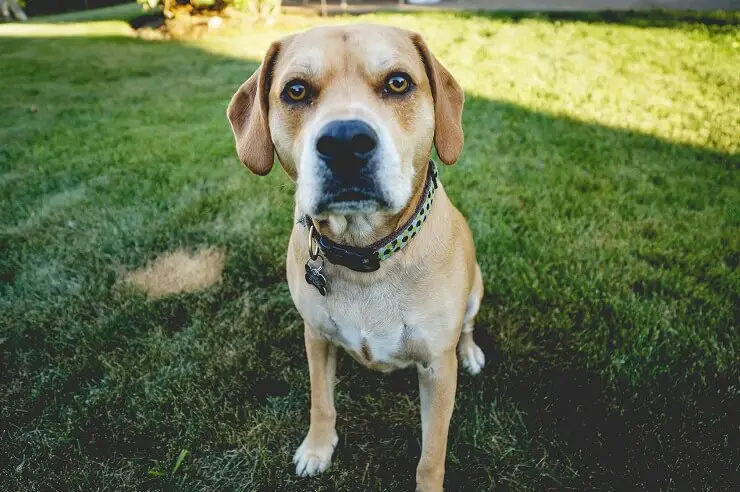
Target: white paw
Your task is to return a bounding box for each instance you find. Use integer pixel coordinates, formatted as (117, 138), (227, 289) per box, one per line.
(293, 432), (338, 477)
(460, 342), (485, 375)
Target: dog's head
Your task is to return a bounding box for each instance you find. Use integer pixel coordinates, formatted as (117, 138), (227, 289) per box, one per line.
(227, 24), (463, 218)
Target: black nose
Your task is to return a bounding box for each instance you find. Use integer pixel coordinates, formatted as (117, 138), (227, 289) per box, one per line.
(316, 120), (378, 166)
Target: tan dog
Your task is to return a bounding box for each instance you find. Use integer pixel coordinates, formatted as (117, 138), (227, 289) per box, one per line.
(227, 24), (485, 491)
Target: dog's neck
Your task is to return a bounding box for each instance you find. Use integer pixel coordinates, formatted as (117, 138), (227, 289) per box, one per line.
(307, 165), (429, 249)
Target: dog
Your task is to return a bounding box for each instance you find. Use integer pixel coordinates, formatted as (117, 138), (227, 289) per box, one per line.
(227, 24), (485, 491)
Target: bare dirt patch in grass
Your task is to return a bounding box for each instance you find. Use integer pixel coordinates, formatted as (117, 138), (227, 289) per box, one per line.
(124, 247), (225, 299)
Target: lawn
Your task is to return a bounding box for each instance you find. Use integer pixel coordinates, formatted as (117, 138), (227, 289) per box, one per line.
(1, 5), (739, 491)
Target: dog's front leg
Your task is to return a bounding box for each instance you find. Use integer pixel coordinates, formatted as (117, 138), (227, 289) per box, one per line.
(416, 349), (458, 492)
(293, 323), (338, 477)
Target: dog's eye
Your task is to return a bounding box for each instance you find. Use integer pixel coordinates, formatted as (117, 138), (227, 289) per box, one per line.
(283, 81), (309, 103)
(385, 73), (412, 95)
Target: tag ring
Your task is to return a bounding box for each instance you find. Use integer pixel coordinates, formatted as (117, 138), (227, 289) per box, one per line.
(308, 225), (320, 261)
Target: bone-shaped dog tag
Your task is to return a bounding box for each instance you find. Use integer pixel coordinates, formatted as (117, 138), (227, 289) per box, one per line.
(304, 261), (327, 296)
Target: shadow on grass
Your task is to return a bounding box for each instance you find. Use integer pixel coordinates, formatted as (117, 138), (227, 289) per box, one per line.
(0, 27), (737, 492)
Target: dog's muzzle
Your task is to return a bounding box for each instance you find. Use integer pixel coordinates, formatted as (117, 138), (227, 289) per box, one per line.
(314, 119), (388, 213)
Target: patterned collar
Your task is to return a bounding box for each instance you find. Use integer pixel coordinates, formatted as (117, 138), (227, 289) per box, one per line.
(301, 160), (439, 273)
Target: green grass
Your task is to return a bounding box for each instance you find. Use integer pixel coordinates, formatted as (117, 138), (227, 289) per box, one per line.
(1, 5), (739, 491)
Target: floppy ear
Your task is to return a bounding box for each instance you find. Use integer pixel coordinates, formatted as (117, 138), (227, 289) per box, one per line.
(411, 34), (465, 165)
(226, 42), (281, 175)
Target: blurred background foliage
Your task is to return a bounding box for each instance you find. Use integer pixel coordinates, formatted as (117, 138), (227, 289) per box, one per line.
(18, 0), (131, 17)
(15, 0), (274, 17)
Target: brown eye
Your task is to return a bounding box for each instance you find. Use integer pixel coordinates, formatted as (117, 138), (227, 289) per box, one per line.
(385, 74), (411, 94)
(285, 81), (308, 102)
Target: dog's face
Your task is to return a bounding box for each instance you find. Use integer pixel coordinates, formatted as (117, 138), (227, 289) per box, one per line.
(227, 24), (464, 218)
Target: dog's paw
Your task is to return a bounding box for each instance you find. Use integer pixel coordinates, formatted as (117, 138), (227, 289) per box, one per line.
(293, 431), (339, 477)
(459, 339), (485, 375)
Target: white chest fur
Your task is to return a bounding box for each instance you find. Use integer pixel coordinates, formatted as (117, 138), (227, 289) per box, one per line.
(321, 311), (413, 371)
(300, 278), (419, 371)
(290, 258), (461, 372)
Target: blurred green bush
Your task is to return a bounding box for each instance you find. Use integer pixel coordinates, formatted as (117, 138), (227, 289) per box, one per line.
(138, 0), (281, 18)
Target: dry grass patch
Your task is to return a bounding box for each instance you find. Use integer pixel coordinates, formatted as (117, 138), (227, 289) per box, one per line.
(124, 247), (225, 299)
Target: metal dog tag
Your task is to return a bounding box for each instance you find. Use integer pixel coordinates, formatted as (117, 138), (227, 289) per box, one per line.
(304, 260), (327, 296)
(305, 224), (328, 296)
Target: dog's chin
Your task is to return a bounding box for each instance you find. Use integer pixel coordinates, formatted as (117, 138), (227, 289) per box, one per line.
(324, 199), (381, 215)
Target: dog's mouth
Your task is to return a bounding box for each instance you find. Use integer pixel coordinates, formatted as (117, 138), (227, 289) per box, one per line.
(333, 189), (376, 203)
(317, 188), (388, 215)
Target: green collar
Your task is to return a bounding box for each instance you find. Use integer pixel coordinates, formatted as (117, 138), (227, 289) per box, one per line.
(302, 160), (439, 273)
